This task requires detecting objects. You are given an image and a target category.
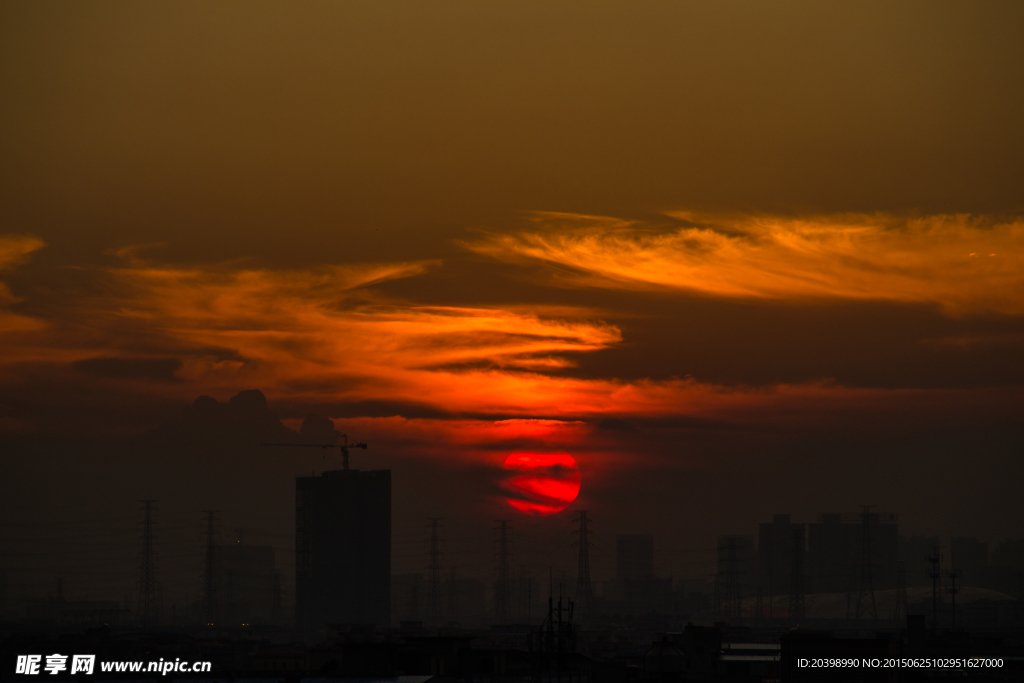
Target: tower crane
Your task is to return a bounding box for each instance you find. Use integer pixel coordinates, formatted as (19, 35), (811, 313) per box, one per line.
(262, 434), (368, 470)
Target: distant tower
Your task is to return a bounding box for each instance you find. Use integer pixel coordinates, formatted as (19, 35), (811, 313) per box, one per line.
(137, 500), (159, 627)
(495, 520), (512, 622)
(855, 506), (878, 624)
(573, 510), (594, 612)
(927, 547), (942, 632)
(201, 510), (219, 626)
(427, 518), (442, 625)
(788, 526), (805, 620)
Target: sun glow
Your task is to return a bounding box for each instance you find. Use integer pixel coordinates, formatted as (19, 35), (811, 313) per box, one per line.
(501, 452), (581, 515)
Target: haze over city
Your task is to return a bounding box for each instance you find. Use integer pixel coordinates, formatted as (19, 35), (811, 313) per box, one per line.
(1, 2), (1023, 680)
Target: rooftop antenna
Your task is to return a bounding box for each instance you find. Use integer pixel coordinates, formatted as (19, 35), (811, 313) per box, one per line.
(263, 434), (368, 470)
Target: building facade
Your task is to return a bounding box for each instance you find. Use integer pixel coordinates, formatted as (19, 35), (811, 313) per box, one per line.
(296, 469), (391, 629)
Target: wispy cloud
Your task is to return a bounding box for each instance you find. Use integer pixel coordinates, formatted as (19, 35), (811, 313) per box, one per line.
(464, 211), (1024, 315)
(3, 235), (1016, 440)
(0, 235), (47, 332)
(0, 249), (625, 419)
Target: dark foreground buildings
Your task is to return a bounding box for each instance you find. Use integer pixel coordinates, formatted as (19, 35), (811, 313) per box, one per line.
(295, 468), (391, 629)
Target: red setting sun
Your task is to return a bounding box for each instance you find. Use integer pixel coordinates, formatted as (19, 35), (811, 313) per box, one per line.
(501, 452), (582, 515)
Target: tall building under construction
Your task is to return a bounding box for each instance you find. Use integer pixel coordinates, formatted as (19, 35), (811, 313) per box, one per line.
(295, 469), (391, 629)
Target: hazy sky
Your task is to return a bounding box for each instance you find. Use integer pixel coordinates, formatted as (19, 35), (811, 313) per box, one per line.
(2, 2), (1023, 604)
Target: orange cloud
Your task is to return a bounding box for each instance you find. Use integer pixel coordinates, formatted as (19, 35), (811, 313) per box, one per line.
(463, 211), (1024, 316)
(0, 253), (629, 415)
(4, 240), (1016, 440)
(0, 234), (47, 332)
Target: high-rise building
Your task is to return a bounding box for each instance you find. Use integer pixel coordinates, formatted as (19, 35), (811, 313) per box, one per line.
(295, 469), (390, 629)
(808, 514), (855, 594)
(806, 512), (898, 594)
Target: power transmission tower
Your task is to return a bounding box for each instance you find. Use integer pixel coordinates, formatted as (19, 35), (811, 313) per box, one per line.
(201, 510), (219, 626)
(573, 510), (594, 613)
(495, 520), (512, 623)
(789, 526), (805, 620)
(427, 518), (442, 626)
(947, 568), (962, 629)
(927, 548), (942, 632)
(855, 506), (878, 624)
(137, 500), (159, 628)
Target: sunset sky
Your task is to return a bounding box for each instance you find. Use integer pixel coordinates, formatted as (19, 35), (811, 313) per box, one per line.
(2, 1), (1023, 604)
